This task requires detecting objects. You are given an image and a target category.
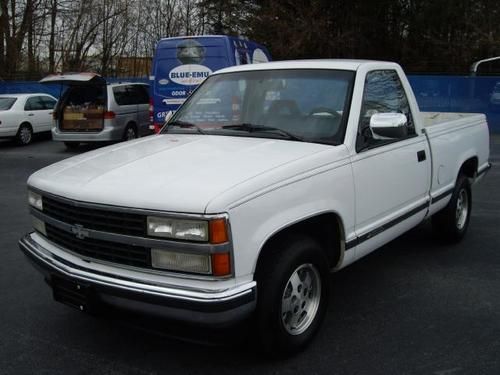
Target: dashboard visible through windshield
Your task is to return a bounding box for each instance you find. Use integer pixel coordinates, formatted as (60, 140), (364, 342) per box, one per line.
(163, 69), (355, 145)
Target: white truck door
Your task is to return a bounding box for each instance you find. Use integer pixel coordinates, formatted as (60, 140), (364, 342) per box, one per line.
(350, 69), (431, 259)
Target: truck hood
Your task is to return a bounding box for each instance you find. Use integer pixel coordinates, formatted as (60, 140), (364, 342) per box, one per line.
(28, 134), (336, 213)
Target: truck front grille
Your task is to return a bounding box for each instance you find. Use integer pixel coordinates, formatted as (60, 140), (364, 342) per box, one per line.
(40, 194), (150, 269)
(46, 223), (150, 268)
(42, 195), (146, 237)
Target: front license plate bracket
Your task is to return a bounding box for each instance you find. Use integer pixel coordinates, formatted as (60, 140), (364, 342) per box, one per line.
(51, 275), (95, 313)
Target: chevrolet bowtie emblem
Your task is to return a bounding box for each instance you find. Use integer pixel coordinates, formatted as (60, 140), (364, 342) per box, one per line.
(71, 224), (89, 240)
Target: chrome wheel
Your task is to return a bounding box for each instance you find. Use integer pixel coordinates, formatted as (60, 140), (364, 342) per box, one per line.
(456, 188), (469, 230)
(281, 263), (321, 335)
(432, 175), (472, 243)
(19, 126), (32, 144)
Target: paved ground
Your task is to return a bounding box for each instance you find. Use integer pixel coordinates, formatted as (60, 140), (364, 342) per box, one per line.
(1, 134), (499, 375)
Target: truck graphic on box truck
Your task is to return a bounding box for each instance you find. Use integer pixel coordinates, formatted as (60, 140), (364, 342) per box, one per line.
(150, 35), (271, 132)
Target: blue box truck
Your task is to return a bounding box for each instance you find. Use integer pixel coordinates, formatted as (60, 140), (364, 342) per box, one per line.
(150, 35), (271, 132)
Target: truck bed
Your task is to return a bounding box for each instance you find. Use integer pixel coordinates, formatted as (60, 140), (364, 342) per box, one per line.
(421, 110), (490, 217)
(421, 112), (485, 128)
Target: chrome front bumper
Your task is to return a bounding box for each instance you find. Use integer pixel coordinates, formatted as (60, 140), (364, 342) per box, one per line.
(19, 233), (256, 325)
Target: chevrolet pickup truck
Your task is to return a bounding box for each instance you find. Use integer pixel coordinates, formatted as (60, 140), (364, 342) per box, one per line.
(20, 60), (491, 355)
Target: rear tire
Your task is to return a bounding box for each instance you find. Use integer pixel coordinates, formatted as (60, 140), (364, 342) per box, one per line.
(255, 235), (330, 357)
(64, 141), (80, 150)
(123, 124), (137, 141)
(16, 123), (33, 145)
(432, 174), (472, 243)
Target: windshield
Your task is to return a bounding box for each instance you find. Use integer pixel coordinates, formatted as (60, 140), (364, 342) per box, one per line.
(0, 97), (17, 111)
(163, 69), (355, 145)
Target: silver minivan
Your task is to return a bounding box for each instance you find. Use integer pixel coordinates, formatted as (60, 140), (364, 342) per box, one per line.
(40, 73), (150, 149)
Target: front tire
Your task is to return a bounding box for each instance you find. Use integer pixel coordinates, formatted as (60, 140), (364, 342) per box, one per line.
(255, 235), (330, 356)
(16, 123), (33, 145)
(432, 174), (472, 243)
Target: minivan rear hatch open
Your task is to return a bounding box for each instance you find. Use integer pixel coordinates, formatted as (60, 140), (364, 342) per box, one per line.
(40, 73), (107, 132)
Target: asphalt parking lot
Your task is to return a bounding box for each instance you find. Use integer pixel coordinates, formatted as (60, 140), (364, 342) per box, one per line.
(1, 134), (499, 375)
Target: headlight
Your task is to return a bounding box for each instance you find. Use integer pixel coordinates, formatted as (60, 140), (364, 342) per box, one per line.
(151, 249), (211, 274)
(147, 216), (209, 241)
(32, 215), (46, 236)
(28, 190), (43, 210)
(151, 249), (231, 276)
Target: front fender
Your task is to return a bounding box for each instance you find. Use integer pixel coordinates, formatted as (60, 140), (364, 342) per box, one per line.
(226, 161), (356, 278)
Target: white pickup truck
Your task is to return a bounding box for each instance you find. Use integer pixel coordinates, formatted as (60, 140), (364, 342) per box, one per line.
(20, 60), (490, 355)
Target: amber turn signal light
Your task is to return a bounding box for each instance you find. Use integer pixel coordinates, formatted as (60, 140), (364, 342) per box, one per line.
(211, 252), (231, 277)
(209, 218), (228, 244)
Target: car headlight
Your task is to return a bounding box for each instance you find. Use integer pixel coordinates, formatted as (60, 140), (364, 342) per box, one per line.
(28, 190), (43, 210)
(151, 249), (211, 274)
(147, 216), (229, 244)
(147, 216), (209, 241)
(148, 216), (231, 276)
(32, 215), (46, 236)
(151, 249), (231, 276)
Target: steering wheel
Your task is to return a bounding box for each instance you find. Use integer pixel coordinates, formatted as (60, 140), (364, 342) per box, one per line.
(308, 107), (342, 120)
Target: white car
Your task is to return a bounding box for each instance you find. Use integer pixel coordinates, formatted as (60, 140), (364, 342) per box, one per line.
(0, 93), (57, 145)
(20, 60), (490, 355)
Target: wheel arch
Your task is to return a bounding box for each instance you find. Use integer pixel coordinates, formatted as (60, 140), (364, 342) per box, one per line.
(125, 121), (138, 131)
(254, 212), (346, 279)
(18, 121), (33, 131)
(458, 156), (478, 179)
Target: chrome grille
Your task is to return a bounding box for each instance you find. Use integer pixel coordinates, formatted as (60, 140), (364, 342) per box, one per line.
(46, 223), (150, 268)
(42, 195), (146, 236)
(41, 194), (150, 268)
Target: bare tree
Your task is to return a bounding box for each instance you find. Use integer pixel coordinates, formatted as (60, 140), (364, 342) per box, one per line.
(0, 0), (39, 78)
(47, 0), (58, 73)
(96, 0), (129, 75)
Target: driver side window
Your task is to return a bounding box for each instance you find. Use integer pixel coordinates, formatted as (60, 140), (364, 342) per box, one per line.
(356, 70), (415, 152)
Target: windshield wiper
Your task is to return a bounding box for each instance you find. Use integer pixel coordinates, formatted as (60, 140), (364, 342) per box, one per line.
(222, 123), (305, 142)
(166, 120), (206, 135)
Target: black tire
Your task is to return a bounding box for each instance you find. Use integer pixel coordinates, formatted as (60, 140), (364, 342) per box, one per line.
(16, 123), (33, 145)
(432, 174), (472, 243)
(123, 124), (137, 141)
(255, 235), (330, 356)
(64, 141), (80, 150)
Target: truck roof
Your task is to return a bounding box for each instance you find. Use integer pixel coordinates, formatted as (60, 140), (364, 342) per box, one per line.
(214, 59), (393, 74)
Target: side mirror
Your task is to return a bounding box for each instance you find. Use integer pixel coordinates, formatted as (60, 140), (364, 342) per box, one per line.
(369, 113), (408, 139)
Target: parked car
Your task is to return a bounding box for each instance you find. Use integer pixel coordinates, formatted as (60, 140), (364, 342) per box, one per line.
(21, 60), (490, 356)
(40, 73), (150, 149)
(0, 93), (57, 145)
